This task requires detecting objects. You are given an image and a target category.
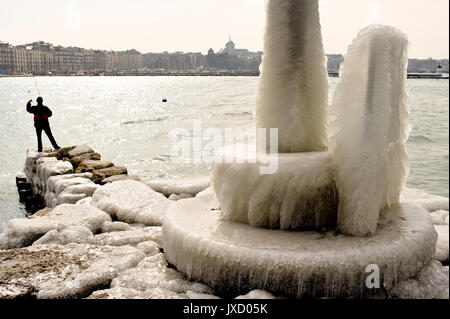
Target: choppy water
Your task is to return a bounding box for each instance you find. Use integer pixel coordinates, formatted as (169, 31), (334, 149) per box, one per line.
(0, 76), (448, 230)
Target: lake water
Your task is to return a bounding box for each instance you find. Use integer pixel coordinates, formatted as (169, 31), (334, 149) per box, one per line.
(0, 76), (448, 231)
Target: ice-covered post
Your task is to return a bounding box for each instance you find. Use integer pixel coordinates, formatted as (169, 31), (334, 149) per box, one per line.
(330, 25), (410, 236)
(256, 0), (329, 152)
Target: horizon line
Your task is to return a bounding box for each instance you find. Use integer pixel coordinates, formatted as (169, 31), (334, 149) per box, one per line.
(1, 39), (448, 61)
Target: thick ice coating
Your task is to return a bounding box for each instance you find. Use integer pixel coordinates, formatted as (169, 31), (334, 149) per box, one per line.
(330, 24), (410, 236)
(212, 152), (337, 230)
(163, 197), (437, 298)
(256, 0), (329, 152)
(0, 244), (144, 299)
(0, 204), (111, 249)
(91, 180), (171, 226)
(147, 177), (210, 197)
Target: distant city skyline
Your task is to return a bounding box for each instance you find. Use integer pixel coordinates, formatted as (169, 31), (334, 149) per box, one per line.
(1, 38), (446, 60)
(1, 0), (448, 59)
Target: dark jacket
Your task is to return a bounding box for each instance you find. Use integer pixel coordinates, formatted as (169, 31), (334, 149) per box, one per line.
(27, 101), (52, 126)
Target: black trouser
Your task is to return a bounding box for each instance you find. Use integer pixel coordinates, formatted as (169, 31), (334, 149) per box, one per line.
(35, 122), (59, 152)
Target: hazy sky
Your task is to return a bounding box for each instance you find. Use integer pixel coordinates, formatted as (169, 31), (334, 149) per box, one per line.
(1, 0), (448, 58)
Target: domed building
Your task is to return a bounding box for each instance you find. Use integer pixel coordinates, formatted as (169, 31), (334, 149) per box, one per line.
(224, 37), (236, 55)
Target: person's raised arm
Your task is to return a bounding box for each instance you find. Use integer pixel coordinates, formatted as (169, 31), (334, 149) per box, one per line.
(26, 100), (33, 113)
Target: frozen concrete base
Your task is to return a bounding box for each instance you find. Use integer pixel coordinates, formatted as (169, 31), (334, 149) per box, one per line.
(163, 197), (437, 298)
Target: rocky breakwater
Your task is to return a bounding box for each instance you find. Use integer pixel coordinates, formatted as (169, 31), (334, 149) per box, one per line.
(1, 147), (235, 299)
(20, 144), (138, 210)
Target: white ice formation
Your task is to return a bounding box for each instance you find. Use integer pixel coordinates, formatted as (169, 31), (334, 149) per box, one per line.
(0, 244), (145, 299)
(212, 152), (337, 230)
(163, 196), (437, 298)
(390, 261), (449, 299)
(0, 204), (111, 249)
(147, 176), (210, 197)
(91, 180), (171, 226)
(401, 188), (449, 212)
(24, 149), (73, 195)
(255, 0), (329, 152)
(330, 24), (410, 236)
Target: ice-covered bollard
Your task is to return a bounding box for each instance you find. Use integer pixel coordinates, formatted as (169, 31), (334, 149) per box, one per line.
(256, 0), (329, 152)
(330, 25), (410, 236)
(211, 0), (335, 230)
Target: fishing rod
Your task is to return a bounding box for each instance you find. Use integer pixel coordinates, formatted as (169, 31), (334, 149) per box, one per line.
(33, 74), (41, 96)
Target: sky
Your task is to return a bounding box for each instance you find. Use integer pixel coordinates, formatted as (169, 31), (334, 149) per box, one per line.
(0, 0), (448, 59)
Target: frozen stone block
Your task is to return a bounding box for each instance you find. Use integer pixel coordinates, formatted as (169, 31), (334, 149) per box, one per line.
(390, 261), (449, 299)
(212, 152), (337, 230)
(434, 225), (449, 264)
(70, 152), (102, 168)
(75, 160), (114, 173)
(68, 144), (94, 158)
(92, 166), (128, 184)
(0, 204), (112, 249)
(401, 188), (449, 212)
(0, 244), (144, 299)
(101, 174), (140, 184)
(147, 176), (210, 197)
(91, 180), (171, 226)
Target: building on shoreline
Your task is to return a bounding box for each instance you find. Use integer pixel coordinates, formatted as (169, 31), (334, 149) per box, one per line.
(0, 39), (448, 76)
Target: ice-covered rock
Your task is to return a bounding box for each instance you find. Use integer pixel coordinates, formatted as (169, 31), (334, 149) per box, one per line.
(44, 174), (97, 208)
(0, 204), (111, 249)
(24, 148), (49, 181)
(401, 188), (449, 212)
(163, 196), (437, 298)
(430, 210), (449, 226)
(235, 289), (277, 299)
(186, 291), (221, 299)
(54, 146), (76, 159)
(87, 287), (185, 299)
(91, 180), (171, 226)
(56, 183), (100, 205)
(100, 221), (131, 233)
(212, 152), (337, 230)
(94, 227), (162, 247)
(68, 144), (94, 158)
(32, 225), (95, 245)
(147, 176), (210, 197)
(76, 197), (93, 206)
(390, 261), (449, 299)
(107, 253), (213, 299)
(46, 173), (93, 194)
(434, 225), (449, 264)
(330, 25), (410, 236)
(0, 244), (144, 299)
(36, 158), (73, 185)
(70, 152), (101, 167)
(75, 160), (114, 173)
(101, 174), (140, 184)
(92, 166), (128, 184)
(255, 0), (329, 152)
(136, 241), (160, 256)
(168, 193), (193, 201)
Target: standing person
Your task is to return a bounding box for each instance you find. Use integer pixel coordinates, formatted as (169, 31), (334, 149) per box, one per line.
(26, 97), (61, 152)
